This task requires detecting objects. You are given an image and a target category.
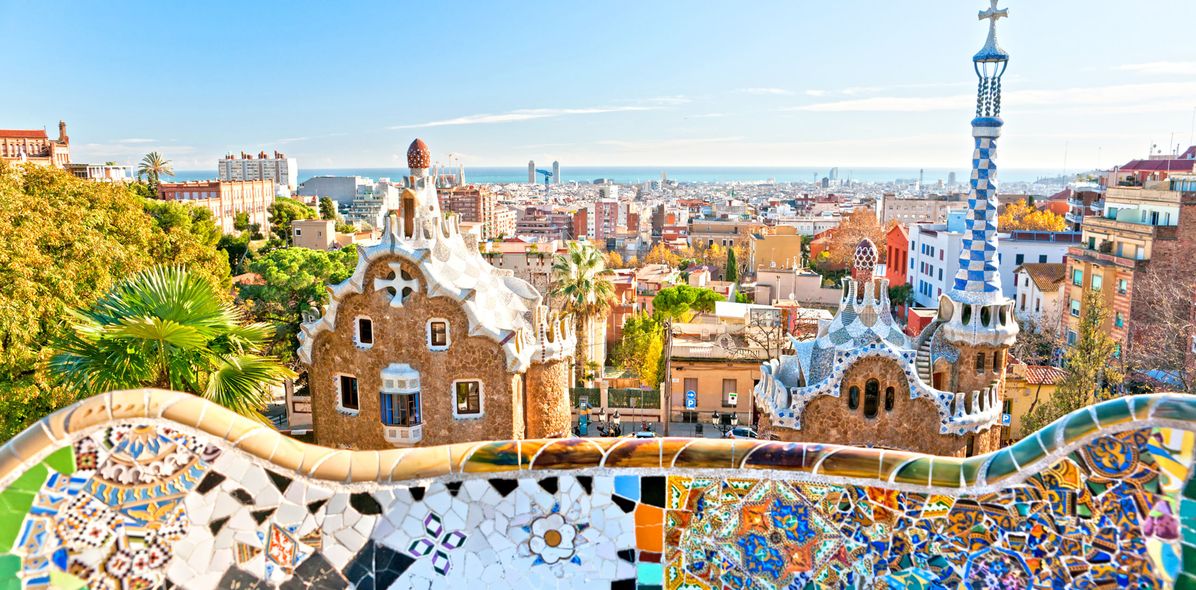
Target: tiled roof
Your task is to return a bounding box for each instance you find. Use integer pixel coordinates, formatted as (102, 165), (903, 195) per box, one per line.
(0, 129), (48, 139)
(1118, 159), (1196, 172)
(1022, 364), (1067, 385)
(1015, 262), (1066, 291)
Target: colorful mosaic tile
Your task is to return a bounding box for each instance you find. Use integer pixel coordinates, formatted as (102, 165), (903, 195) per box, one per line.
(0, 391), (1193, 588)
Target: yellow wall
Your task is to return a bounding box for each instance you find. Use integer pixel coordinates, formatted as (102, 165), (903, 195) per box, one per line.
(668, 360), (760, 423)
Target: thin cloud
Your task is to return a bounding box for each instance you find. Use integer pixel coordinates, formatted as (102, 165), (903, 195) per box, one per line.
(688, 113), (727, 118)
(641, 95), (691, 105)
(737, 87), (793, 95)
(116, 138), (156, 144)
(804, 90), (828, 97)
(791, 81), (1196, 113)
(388, 106), (657, 129)
(1116, 61), (1196, 76)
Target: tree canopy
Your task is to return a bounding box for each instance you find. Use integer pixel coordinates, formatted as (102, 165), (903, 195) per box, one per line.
(821, 209), (886, 270)
(998, 199), (1067, 232)
(611, 313), (664, 389)
(653, 284), (723, 321)
(268, 197), (317, 244)
(0, 162), (233, 440)
(238, 245), (358, 363)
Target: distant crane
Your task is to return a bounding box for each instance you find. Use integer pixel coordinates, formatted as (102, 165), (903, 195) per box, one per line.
(536, 168), (554, 196)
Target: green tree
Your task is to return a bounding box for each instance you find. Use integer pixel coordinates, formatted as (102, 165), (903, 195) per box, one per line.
(1022, 290), (1123, 433)
(136, 151), (174, 192)
(611, 314), (665, 388)
(49, 266), (294, 421)
(233, 211), (251, 232)
(551, 242), (615, 384)
(0, 162), (231, 440)
(734, 291), (751, 304)
(218, 233), (252, 275)
(652, 284), (722, 321)
(725, 247), (739, 284)
(143, 199), (232, 293)
(239, 246), (358, 363)
(319, 197), (337, 220)
(268, 197), (317, 243)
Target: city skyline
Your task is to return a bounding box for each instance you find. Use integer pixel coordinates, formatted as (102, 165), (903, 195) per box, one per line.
(3, 0), (1195, 171)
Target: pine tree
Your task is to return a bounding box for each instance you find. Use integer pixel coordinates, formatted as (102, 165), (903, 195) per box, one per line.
(1022, 290), (1123, 433)
(725, 247), (739, 284)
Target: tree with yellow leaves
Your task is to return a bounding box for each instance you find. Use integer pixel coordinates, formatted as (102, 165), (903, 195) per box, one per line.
(644, 242), (679, 267)
(998, 199), (1066, 232)
(824, 209), (886, 269)
(605, 251), (625, 269)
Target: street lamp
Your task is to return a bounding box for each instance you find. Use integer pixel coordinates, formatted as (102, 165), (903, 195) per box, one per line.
(711, 411), (738, 436)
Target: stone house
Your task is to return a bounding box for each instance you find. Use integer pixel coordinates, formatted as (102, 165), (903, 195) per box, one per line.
(298, 139), (575, 449)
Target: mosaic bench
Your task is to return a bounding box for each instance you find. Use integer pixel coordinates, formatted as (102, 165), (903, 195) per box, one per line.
(0, 389), (1193, 589)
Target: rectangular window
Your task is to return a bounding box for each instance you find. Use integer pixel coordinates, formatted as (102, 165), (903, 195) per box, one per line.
(428, 320), (449, 350)
(1091, 274), (1102, 291)
(1019, 294), (1026, 310)
(454, 381), (482, 416)
(1072, 269), (1083, 286)
(338, 375), (359, 411)
(1114, 312), (1124, 328)
(722, 379), (737, 407)
(357, 318), (373, 345)
(1067, 330), (1077, 345)
(1117, 279), (1128, 294)
(1070, 299), (1081, 317)
(380, 392), (421, 426)
(1015, 254), (1024, 265)
(1039, 254), (1047, 263)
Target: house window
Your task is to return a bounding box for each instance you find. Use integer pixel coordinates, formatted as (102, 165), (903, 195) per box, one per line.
(1019, 294), (1026, 311)
(1067, 330), (1077, 346)
(427, 319), (450, 351)
(1117, 279), (1128, 294)
(1114, 312), (1124, 328)
(993, 351), (1003, 372)
(355, 317), (373, 347)
(453, 380), (483, 417)
(683, 377), (698, 403)
(1072, 269), (1083, 286)
(847, 386), (860, 410)
(1091, 274), (1102, 291)
(1038, 254), (1047, 263)
(975, 352), (986, 373)
(863, 379), (880, 419)
(884, 387), (895, 412)
(1070, 299), (1081, 317)
(337, 375), (359, 413)
(1015, 254), (1024, 265)
(294, 228), (302, 236)
(722, 379), (737, 407)
(379, 364), (421, 427)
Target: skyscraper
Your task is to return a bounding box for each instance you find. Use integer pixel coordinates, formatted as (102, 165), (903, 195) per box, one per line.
(552, 160), (560, 184)
(528, 160), (535, 183)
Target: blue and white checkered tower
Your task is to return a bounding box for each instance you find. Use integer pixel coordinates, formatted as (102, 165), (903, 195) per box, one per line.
(939, 0), (1018, 349)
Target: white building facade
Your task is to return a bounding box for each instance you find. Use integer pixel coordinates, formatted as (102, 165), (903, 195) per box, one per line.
(218, 151), (298, 192)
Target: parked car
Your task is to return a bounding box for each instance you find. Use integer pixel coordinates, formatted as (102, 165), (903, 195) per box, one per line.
(723, 427), (758, 439)
(627, 431), (658, 438)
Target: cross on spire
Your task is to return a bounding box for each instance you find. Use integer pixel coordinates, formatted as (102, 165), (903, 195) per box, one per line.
(978, 0), (1008, 29)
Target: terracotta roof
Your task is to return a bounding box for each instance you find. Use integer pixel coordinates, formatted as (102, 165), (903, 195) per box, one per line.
(1015, 262), (1066, 291)
(1118, 159), (1196, 173)
(0, 129), (48, 139)
(1022, 364), (1067, 385)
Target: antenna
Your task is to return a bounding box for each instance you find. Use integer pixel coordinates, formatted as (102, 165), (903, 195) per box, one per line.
(1062, 141), (1069, 178)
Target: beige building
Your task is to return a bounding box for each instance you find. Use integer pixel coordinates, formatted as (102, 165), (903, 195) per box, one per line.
(1002, 361), (1066, 443)
(879, 194), (964, 224)
(298, 139), (576, 450)
(157, 179), (274, 234)
(752, 225), (804, 271)
(0, 121), (70, 168)
(439, 185), (514, 239)
(292, 219), (337, 250)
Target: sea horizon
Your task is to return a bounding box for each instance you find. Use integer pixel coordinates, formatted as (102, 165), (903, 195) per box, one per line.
(166, 165), (1076, 186)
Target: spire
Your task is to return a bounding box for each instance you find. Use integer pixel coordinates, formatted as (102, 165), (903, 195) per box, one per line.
(851, 239), (878, 283)
(407, 138), (431, 172)
(949, 0), (1009, 306)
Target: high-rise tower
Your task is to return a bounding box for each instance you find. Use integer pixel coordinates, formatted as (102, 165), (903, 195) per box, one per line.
(938, 0), (1018, 395)
(552, 160), (560, 184)
(528, 160), (536, 184)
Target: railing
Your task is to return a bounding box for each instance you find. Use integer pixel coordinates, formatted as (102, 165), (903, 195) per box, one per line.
(1068, 246), (1148, 270)
(607, 388), (661, 409)
(0, 391), (1193, 587)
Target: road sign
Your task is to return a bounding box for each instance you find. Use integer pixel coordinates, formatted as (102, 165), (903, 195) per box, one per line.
(1001, 413), (1011, 426)
(728, 392), (738, 406)
(684, 390), (697, 409)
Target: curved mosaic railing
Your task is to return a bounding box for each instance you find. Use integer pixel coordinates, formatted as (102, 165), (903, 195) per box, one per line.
(1, 389), (1193, 589)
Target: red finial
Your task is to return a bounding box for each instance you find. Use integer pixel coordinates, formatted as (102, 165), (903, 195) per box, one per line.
(407, 138), (430, 169)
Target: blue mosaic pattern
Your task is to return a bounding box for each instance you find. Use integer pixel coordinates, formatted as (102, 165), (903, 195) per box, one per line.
(951, 132), (1004, 303)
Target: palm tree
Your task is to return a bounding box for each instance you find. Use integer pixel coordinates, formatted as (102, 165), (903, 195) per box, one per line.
(137, 151), (174, 192)
(50, 266), (294, 421)
(551, 242), (615, 385)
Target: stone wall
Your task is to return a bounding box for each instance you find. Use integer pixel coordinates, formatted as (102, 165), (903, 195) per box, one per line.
(0, 390), (1193, 589)
(761, 356), (1001, 456)
(310, 257), (520, 449)
(524, 359), (570, 438)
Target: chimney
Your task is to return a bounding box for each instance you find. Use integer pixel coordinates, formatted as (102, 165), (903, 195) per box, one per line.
(57, 120), (68, 144)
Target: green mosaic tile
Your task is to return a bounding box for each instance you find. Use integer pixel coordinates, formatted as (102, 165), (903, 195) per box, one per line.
(1008, 436), (1047, 471)
(1130, 395), (1158, 421)
(983, 449), (1019, 485)
(1184, 471), (1196, 499)
(1177, 572), (1196, 590)
(891, 458), (933, 487)
(814, 448), (886, 480)
(1061, 408), (1099, 446)
(0, 463), (47, 552)
(958, 456), (985, 487)
(1091, 397), (1134, 427)
(43, 445), (75, 476)
(928, 460), (962, 488)
(1151, 396), (1196, 423)
(1035, 421), (1064, 454)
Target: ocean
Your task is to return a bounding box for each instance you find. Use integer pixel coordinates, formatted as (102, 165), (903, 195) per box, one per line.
(168, 166), (1067, 185)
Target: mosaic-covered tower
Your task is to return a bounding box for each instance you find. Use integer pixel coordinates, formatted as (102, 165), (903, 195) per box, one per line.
(937, 0), (1019, 412)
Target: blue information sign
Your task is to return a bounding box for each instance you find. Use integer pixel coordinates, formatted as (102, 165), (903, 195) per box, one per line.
(685, 390), (697, 409)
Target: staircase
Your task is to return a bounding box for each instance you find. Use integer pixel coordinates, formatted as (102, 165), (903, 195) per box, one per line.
(916, 337), (933, 382)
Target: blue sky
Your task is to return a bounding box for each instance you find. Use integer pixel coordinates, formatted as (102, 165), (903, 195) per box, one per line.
(2, 0), (1194, 170)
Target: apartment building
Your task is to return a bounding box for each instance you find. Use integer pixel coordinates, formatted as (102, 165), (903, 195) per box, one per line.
(878, 193), (965, 224)
(219, 150), (298, 192)
(1063, 176), (1196, 353)
(157, 179), (274, 234)
(0, 121), (70, 168)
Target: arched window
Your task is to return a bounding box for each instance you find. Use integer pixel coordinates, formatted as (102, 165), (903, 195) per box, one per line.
(975, 352), (986, 373)
(884, 387), (895, 412)
(863, 379), (880, 419)
(847, 386), (860, 410)
(992, 351), (1003, 372)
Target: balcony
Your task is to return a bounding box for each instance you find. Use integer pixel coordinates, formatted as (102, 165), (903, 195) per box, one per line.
(1067, 246), (1148, 270)
(1083, 216), (1178, 240)
(383, 423), (423, 445)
